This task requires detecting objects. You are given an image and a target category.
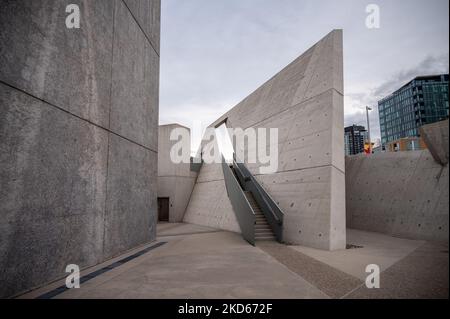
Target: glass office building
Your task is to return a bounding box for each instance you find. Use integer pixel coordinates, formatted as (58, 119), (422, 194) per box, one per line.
(378, 74), (449, 146)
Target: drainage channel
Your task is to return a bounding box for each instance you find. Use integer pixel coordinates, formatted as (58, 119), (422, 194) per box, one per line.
(36, 241), (167, 299)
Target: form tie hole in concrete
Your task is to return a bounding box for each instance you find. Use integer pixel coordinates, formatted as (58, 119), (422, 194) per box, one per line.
(418, 224), (421, 228)
(318, 233), (322, 237)
(290, 203), (294, 207)
(308, 203), (312, 207)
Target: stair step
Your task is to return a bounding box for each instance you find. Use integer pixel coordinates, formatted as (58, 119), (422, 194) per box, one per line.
(255, 237), (276, 241)
(255, 228), (274, 233)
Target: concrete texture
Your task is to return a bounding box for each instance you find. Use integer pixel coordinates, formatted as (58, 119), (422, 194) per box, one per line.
(206, 30), (346, 250)
(0, 0), (114, 128)
(103, 134), (157, 259)
(110, 0), (159, 150)
(346, 150), (449, 242)
(0, 0), (160, 298)
(0, 83), (108, 298)
(420, 119), (449, 166)
(291, 229), (425, 280)
(123, 0), (161, 55)
(157, 124), (197, 222)
(183, 163), (241, 233)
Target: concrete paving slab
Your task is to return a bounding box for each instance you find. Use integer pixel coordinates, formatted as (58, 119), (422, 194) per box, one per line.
(291, 229), (425, 280)
(345, 241), (449, 299)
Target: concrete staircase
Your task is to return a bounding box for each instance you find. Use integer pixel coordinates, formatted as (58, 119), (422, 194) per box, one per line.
(244, 191), (276, 241)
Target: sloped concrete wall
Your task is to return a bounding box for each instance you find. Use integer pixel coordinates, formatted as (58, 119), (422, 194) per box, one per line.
(0, 0), (160, 297)
(346, 151), (449, 242)
(208, 30), (345, 250)
(183, 163), (241, 233)
(158, 124), (197, 222)
(420, 119), (449, 166)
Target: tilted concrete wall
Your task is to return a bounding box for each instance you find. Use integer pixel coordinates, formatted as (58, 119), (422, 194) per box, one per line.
(346, 151), (449, 242)
(186, 30), (346, 250)
(420, 119), (449, 166)
(0, 0), (160, 297)
(183, 163), (241, 233)
(183, 130), (241, 232)
(158, 124), (197, 222)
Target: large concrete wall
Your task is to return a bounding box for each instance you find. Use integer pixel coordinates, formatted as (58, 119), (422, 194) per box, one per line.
(158, 124), (197, 222)
(205, 30), (346, 250)
(346, 150), (449, 242)
(0, 0), (160, 298)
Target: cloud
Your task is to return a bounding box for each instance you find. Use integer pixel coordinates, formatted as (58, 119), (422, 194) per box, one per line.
(373, 53), (449, 99)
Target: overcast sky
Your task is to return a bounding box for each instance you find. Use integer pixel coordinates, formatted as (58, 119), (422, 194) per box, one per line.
(159, 0), (449, 149)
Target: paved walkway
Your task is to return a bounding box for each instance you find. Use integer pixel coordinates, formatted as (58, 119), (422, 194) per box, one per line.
(19, 223), (448, 299)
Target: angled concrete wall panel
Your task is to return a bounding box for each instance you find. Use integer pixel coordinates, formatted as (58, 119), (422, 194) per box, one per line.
(183, 163), (241, 233)
(420, 119), (449, 166)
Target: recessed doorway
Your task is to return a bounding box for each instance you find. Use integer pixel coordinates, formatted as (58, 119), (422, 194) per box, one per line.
(157, 197), (170, 222)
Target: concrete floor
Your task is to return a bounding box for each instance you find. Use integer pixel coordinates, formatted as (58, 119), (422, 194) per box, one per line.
(292, 229), (425, 280)
(19, 223), (448, 299)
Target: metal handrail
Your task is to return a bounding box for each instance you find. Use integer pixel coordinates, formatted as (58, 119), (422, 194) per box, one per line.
(232, 154), (284, 242)
(234, 161), (281, 224)
(221, 158), (256, 245)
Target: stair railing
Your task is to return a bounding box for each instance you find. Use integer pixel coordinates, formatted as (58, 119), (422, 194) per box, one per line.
(221, 157), (256, 245)
(232, 154), (284, 242)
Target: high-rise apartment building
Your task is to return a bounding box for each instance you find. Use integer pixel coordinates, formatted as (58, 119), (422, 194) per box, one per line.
(344, 125), (368, 156)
